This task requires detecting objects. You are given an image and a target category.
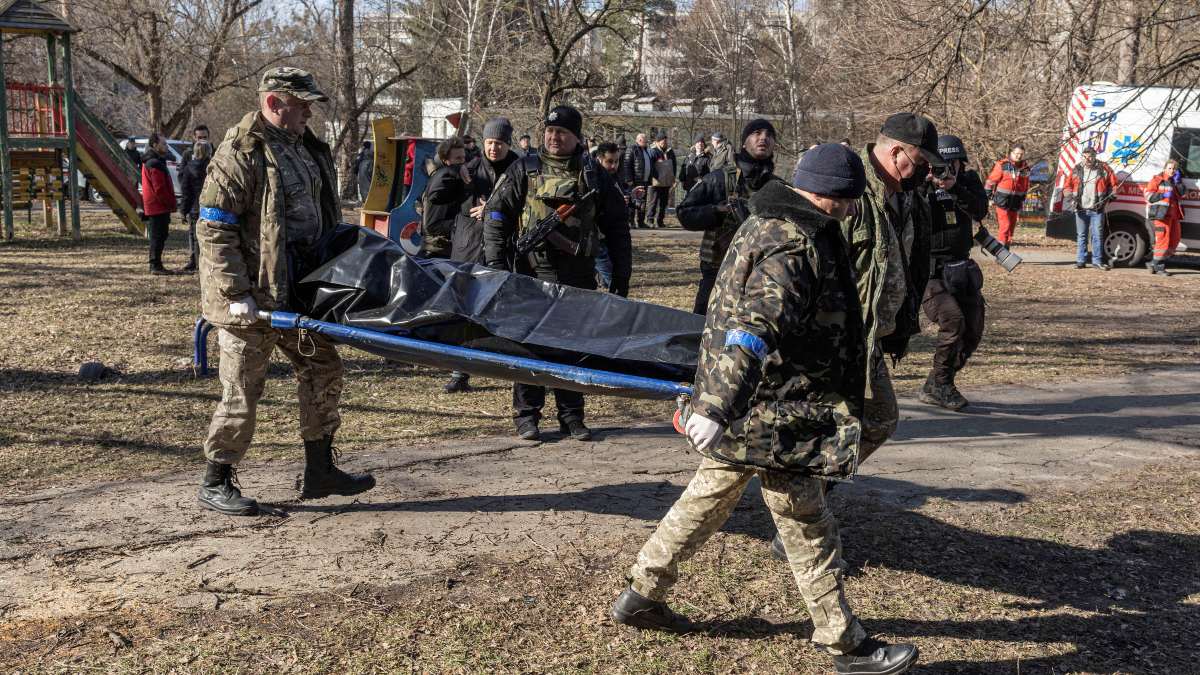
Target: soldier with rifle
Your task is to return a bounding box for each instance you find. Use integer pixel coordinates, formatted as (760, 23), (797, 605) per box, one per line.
(482, 105), (630, 442)
(677, 119), (778, 315)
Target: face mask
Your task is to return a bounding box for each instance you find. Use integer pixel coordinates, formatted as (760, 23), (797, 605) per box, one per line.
(893, 149), (928, 191)
(900, 162), (929, 191)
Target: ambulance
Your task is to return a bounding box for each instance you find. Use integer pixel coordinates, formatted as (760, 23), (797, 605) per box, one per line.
(1046, 83), (1200, 266)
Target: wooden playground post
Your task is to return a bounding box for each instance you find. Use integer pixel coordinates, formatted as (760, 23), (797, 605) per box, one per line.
(47, 33), (66, 236)
(0, 34), (14, 241)
(60, 32), (79, 239)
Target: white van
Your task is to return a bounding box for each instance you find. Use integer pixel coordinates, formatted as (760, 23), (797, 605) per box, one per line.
(1046, 83), (1200, 265)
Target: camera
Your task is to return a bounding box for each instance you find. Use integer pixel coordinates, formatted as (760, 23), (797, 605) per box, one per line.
(974, 226), (1022, 272)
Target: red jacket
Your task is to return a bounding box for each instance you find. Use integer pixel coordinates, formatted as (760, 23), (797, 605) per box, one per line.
(985, 159), (1031, 211)
(1064, 160), (1119, 209)
(140, 149), (177, 217)
(1145, 172), (1185, 223)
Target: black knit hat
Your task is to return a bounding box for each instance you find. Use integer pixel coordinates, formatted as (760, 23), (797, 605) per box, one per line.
(791, 143), (867, 199)
(483, 117), (513, 145)
(741, 118), (777, 144)
(544, 105), (583, 140)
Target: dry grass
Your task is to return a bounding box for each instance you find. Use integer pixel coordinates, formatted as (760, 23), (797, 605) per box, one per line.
(2, 458), (1196, 672)
(2, 209), (1199, 671)
(1, 210), (1197, 489)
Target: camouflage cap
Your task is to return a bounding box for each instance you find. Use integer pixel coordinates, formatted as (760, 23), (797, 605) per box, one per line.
(258, 67), (328, 102)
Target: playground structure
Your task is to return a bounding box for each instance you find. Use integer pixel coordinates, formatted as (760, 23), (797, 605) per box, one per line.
(0, 0), (141, 241)
(359, 116), (437, 255)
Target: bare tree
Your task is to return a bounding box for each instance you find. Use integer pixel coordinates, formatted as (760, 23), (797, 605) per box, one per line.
(74, 0), (287, 137)
(527, 0), (638, 117)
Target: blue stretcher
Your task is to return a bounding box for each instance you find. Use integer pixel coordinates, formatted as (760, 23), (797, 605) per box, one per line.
(194, 311), (695, 401)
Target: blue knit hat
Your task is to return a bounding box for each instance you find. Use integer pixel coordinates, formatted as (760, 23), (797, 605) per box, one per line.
(791, 143), (867, 199)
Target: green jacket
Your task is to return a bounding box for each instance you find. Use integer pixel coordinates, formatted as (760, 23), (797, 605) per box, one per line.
(197, 111), (340, 326)
(843, 144), (931, 373)
(691, 179), (866, 478)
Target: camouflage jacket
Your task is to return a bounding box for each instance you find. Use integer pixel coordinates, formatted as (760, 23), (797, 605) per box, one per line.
(196, 111), (339, 326)
(844, 144), (932, 371)
(691, 179), (867, 478)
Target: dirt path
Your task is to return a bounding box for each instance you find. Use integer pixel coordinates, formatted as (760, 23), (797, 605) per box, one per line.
(2, 368), (1198, 622)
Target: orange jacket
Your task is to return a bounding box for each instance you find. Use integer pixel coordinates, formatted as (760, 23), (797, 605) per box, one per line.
(1145, 172), (1185, 223)
(985, 159), (1031, 210)
(1064, 160), (1119, 209)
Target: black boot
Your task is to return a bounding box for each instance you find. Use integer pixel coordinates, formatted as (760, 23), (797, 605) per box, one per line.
(149, 262), (171, 276)
(918, 376), (967, 411)
(443, 371), (471, 393)
(198, 461), (259, 516)
(559, 418), (592, 441)
(832, 638), (919, 675)
(300, 436), (376, 500)
(610, 586), (695, 633)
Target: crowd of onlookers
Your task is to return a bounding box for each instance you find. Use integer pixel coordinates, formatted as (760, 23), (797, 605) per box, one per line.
(124, 125), (212, 275)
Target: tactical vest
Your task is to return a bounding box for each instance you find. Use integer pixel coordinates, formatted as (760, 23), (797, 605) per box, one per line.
(700, 166), (751, 268)
(518, 153), (599, 258)
(928, 192), (973, 273)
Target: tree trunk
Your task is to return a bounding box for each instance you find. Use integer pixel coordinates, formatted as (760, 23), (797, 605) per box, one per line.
(1116, 2), (1141, 85)
(336, 0), (360, 201)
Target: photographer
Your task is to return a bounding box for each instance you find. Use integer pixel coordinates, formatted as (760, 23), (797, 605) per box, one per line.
(920, 135), (989, 411)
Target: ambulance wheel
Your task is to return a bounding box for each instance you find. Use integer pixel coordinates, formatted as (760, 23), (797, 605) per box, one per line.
(1104, 220), (1148, 268)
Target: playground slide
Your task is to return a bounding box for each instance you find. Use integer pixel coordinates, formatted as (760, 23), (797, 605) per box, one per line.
(71, 94), (143, 235)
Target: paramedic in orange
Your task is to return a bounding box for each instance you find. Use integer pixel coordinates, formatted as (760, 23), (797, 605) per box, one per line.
(984, 144), (1031, 246)
(1145, 158), (1185, 276)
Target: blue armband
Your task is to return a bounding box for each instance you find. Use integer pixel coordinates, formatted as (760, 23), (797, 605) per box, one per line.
(724, 329), (768, 360)
(199, 207), (239, 225)
(488, 210), (506, 223)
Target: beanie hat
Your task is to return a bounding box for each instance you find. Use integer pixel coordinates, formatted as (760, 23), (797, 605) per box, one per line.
(544, 105), (583, 140)
(791, 143), (867, 199)
(741, 118), (777, 144)
(655, 130), (668, 141)
(483, 117), (513, 145)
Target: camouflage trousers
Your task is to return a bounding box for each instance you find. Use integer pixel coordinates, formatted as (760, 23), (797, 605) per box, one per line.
(629, 457), (866, 655)
(860, 351), (899, 464)
(203, 326), (343, 464)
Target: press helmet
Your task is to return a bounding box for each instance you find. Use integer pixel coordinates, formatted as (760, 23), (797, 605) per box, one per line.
(937, 134), (968, 163)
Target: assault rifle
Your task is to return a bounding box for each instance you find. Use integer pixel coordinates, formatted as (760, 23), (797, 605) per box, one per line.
(514, 189), (596, 257)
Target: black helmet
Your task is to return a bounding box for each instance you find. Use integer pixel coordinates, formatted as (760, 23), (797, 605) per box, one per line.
(937, 134), (968, 162)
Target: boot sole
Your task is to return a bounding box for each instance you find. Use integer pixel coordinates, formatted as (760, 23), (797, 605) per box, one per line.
(300, 476), (377, 500)
(197, 496), (259, 516)
(837, 646), (919, 675)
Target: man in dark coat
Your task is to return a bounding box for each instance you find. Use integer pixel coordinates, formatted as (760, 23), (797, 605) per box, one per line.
(678, 133), (711, 192)
(646, 131), (677, 228)
(621, 133), (652, 228)
(677, 119), (778, 314)
(177, 140), (212, 273)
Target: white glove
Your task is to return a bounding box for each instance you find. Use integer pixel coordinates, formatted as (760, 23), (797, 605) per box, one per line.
(685, 412), (725, 452)
(228, 296), (258, 320)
